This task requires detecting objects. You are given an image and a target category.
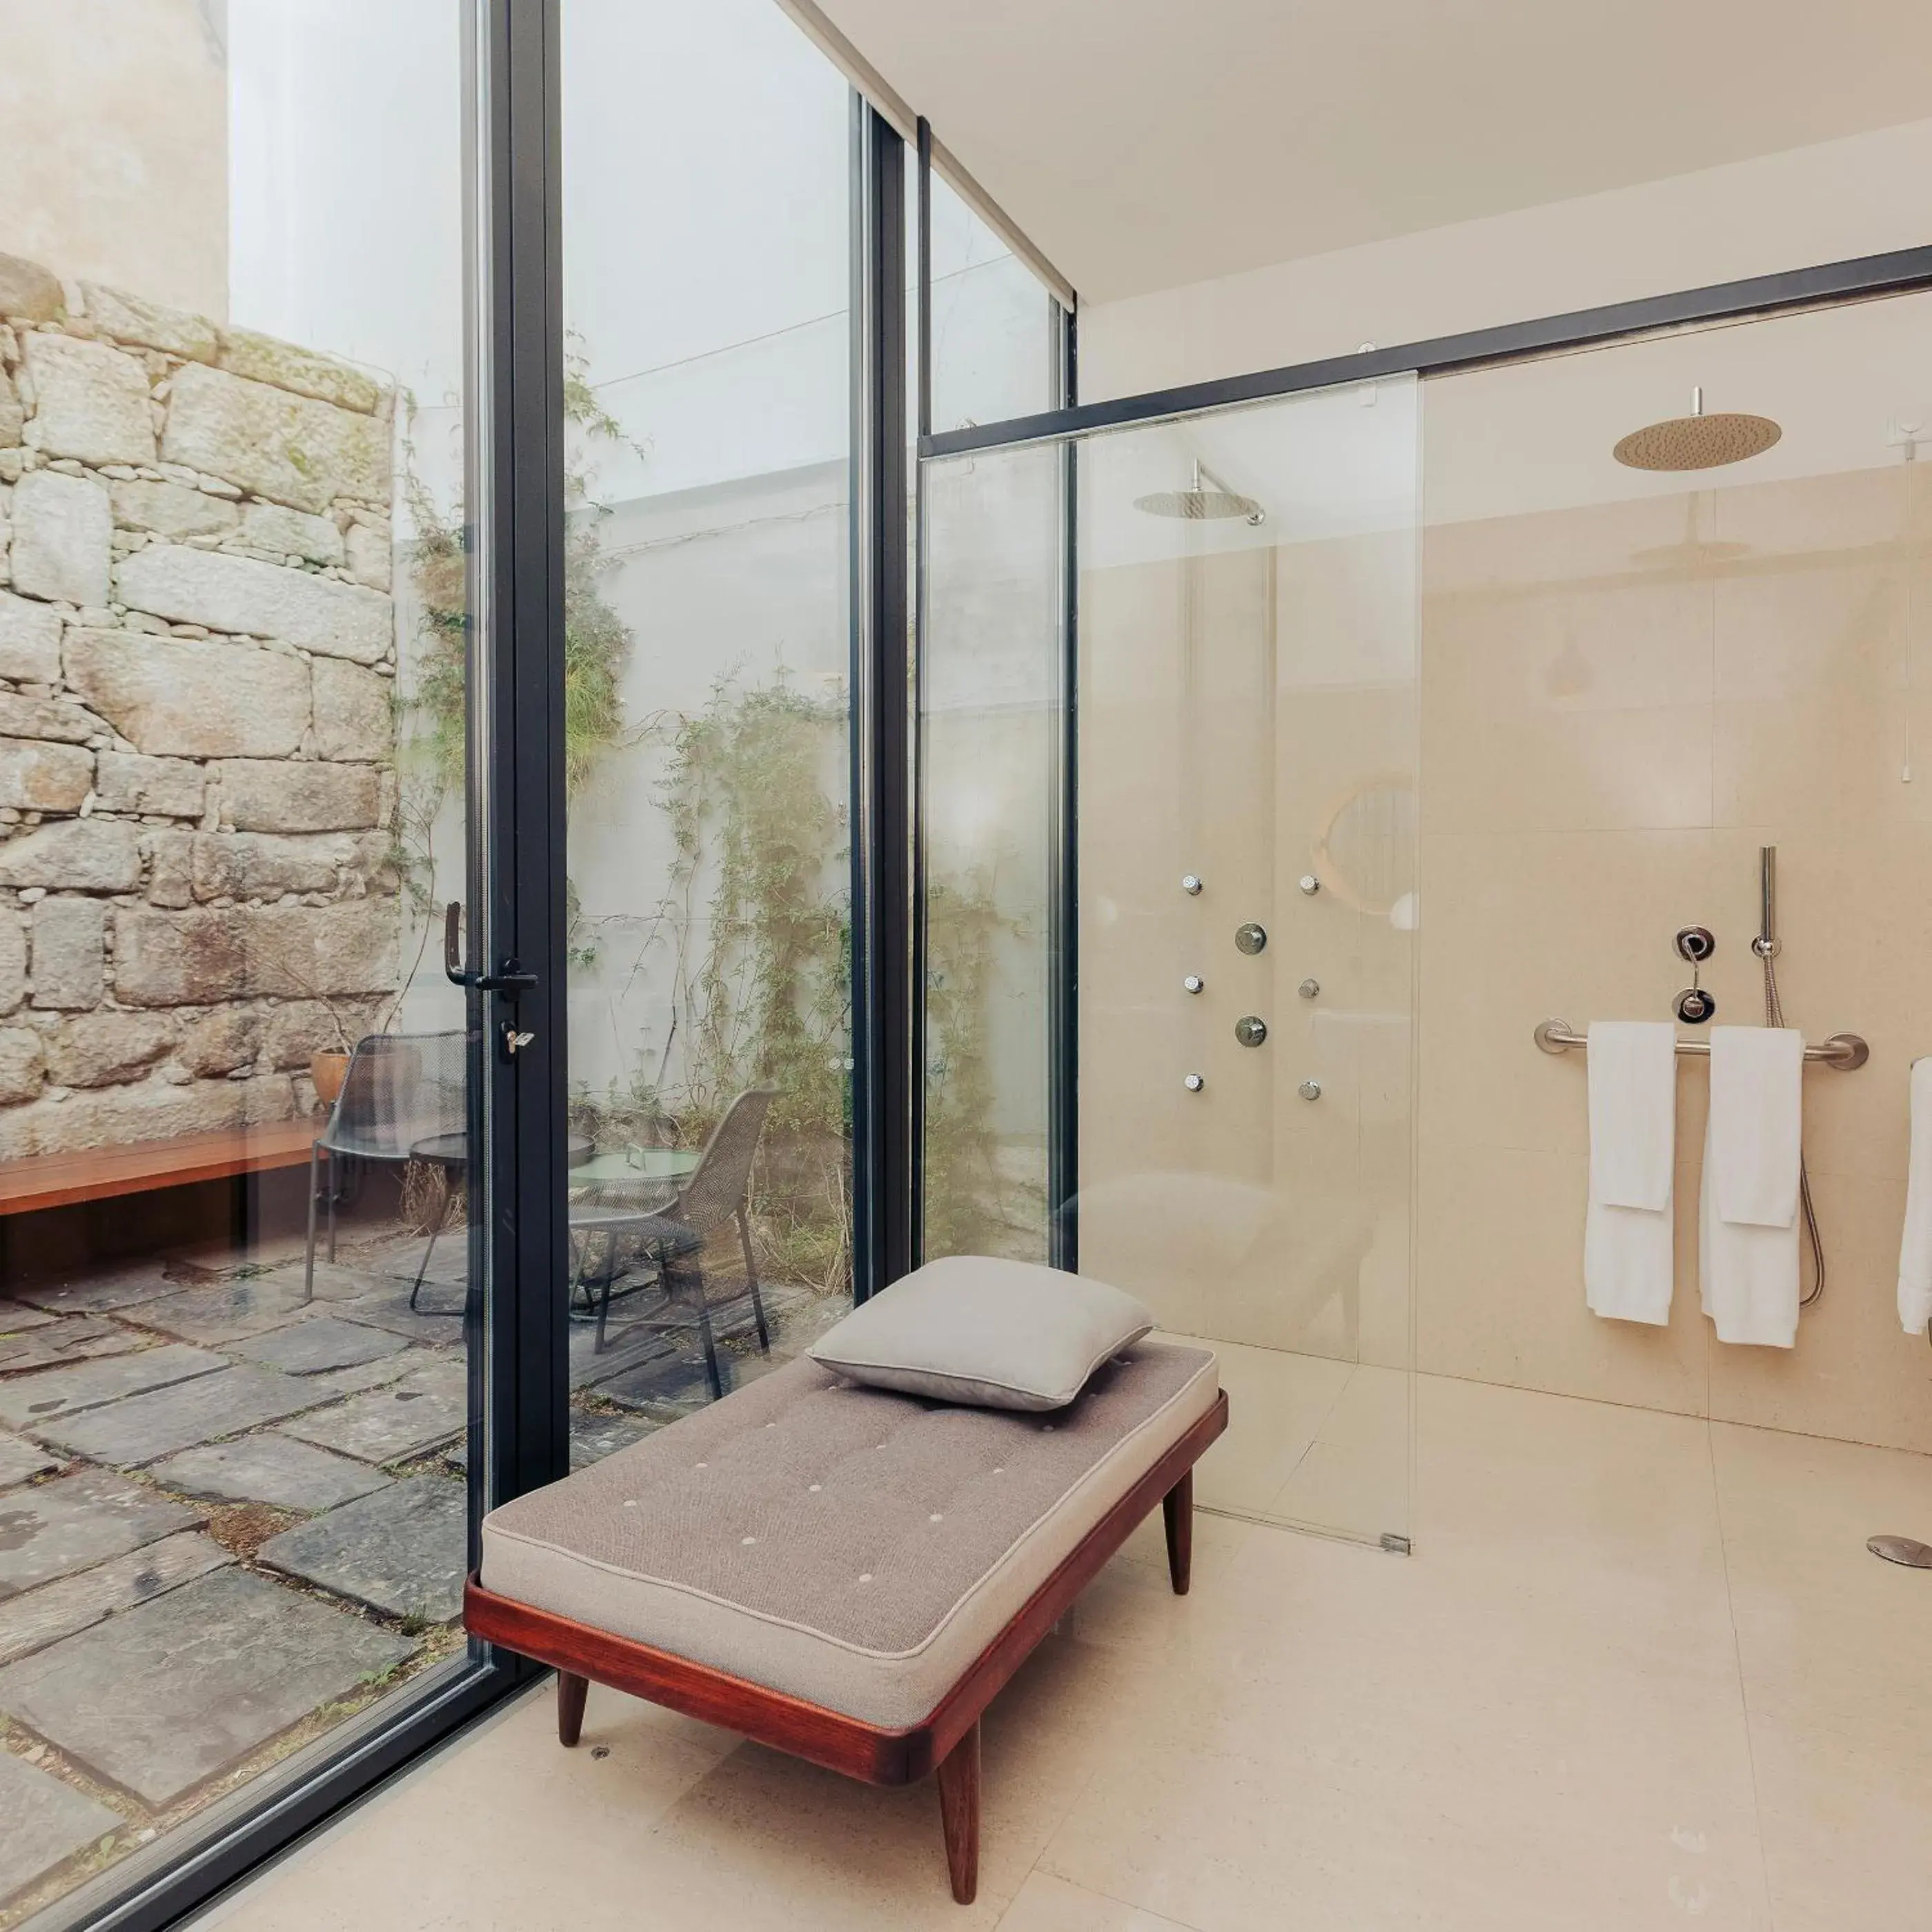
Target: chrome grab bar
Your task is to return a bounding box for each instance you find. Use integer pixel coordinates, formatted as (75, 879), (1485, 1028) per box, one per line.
(1533, 1018), (1868, 1070)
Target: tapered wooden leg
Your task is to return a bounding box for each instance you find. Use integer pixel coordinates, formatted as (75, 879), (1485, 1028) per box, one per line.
(1163, 1468), (1193, 1595)
(934, 1719), (980, 1906)
(557, 1670), (588, 1747)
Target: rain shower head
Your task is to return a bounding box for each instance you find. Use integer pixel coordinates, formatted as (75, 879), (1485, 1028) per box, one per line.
(1134, 460), (1265, 524)
(1613, 386), (1781, 472)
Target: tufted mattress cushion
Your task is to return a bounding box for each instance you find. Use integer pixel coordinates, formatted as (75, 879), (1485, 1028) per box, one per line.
(480, 1340), (1218, 1729)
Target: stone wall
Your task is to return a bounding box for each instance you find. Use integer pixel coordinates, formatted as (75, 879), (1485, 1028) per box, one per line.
(0, 251), (400, 1158)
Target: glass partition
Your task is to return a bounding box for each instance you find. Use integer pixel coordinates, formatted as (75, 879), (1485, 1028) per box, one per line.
(927, 169), (1062, 434)
(557, 0), (855, 1441)
(920, 375), (1421, 1546)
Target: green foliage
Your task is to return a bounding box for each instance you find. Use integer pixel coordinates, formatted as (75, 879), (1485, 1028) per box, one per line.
(662, 673), (849, 1143)
(921, 871), (1025, 1258)
(401, 333), (635, 810)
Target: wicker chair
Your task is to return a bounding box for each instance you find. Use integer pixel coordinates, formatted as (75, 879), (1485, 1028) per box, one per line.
(304, 1031), (467, 1308)
(575, 1086), (778, 1396)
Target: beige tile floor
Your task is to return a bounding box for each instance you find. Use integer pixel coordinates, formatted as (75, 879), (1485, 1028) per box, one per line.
(204, 1370), (1932, 1932)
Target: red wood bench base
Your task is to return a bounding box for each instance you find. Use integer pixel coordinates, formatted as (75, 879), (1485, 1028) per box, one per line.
(466, 1387), (1228, 1904)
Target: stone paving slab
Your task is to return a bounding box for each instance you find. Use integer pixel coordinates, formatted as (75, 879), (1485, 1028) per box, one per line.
(302, 1350), (425, 1400)
(254, 1261), (402, 1305)
(0, 1468), (201, 1596)
(128, 1274), (315, 1346)
(14, 1263), (181, 1315)
(0, 1318), (146, 1374)
(0, 1567), (416, 1807)
(0, 1745), (122, 1905)
(156, 1437), (390, 1512)
(0, 1342), (228, 1430)
(0, 1431), (59, 1489)
(591, 1345), (720, 1414)
(282, 1358), (466, 1464)
(362, 1236), (469, 1289)
(332, 1288), (466, 1346)
(569, 1409), (657, 1468)
(0, 1531), (233, 1667)
(257, 1477), (466, 1622)
(0, 1300), (58, 1335)
(228, 1317), (408, 1376)
(30, 1368), (334, 1468)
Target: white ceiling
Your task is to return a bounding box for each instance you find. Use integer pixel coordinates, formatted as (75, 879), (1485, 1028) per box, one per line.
(814, 0), (1932, 304)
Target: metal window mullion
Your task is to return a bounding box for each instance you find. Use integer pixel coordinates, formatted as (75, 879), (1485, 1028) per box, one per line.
(849, 99), (913, 1300)
(486, 0), (569, 1505)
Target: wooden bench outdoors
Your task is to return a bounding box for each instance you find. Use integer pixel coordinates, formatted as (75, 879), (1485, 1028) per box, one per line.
(0, 1119), (321, 1217)
(466, 1342), (1228, 1904)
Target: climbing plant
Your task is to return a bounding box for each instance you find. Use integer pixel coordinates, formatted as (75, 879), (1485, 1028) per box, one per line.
(652, 673), (854, 1288)
(400, 334), (635, 809)
(921, 870), (1028, 1259)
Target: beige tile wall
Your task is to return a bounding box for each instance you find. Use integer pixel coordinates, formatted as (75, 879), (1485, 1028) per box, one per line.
(1417, 460), (1932, 1452)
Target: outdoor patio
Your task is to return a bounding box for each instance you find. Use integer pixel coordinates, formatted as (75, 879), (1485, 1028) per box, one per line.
(0, 1216), (842, 1925)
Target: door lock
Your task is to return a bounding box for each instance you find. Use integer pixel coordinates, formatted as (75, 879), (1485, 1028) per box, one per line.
(500, 1023), (536, 1061)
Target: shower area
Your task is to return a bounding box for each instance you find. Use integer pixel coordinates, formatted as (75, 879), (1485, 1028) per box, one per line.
(918, 281), (1932, 1566)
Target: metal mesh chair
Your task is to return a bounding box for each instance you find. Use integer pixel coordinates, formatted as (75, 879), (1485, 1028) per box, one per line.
(573, 1087), (778, 1394)
(304, 1031), (467, 1306)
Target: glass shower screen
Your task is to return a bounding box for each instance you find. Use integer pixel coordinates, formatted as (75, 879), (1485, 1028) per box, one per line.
(920, 375), (1421, 1546)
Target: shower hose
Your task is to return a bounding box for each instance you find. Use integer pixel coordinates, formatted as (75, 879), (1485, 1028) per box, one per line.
(1758, 943), (1826, 1309)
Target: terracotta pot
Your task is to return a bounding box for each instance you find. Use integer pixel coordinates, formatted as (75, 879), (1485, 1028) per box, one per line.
(310, 1050), (351, 1110)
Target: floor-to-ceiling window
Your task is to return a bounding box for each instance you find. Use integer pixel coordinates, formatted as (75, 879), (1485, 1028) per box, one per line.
(0, 6), (495, 1924)
(555, 0), (858, 1437)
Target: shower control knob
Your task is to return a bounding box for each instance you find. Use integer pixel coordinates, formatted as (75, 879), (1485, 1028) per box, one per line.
(1298, 978), (1320, 1000)
(1234, 1015), (1268, 1047)
(1183, 974), (1205, 995)
(1298, 1080), (1322, 1102)
(1183, 1073), (1205, 1093)
(1234, 922), (1268, 955)
(1675, 926), (1716, 964)
(1181, 874), (1203, 896)
(1675, 987), (1717, 1025)
(1298, 875), (1321, 896)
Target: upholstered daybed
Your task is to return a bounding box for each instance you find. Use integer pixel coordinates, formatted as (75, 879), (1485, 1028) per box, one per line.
(466, 1341), (1226, 1903)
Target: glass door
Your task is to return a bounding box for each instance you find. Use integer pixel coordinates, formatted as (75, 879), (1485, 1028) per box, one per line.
(920, 375), (1421, 1547)
(0, 6), (498, 1924)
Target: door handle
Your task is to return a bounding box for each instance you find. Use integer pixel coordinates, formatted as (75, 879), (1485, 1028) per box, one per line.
(443, 901), (540, 994)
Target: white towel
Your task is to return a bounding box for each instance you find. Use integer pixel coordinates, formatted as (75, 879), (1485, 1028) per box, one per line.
(1584, 1021), (1678, 1324)
(1898, 1058), (1932, 1336)
(1700, 1025), (1804, 1348)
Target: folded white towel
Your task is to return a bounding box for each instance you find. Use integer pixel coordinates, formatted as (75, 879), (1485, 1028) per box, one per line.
(1898, 1058), (1932, 1336)
(1700, 1026), (1804, 1348)
(1584, 1021), (1678, 1324)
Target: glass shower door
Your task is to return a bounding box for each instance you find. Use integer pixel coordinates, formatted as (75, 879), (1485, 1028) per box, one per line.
(920, 373), (1420, 1548)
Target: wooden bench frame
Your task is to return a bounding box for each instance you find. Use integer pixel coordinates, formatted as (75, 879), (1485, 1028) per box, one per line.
(464, 1387), (1228, 1904)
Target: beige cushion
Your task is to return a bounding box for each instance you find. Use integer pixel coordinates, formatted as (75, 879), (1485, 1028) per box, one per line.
(480, 1341), (1217, 1730)
(807, 1256), (1155, 1411)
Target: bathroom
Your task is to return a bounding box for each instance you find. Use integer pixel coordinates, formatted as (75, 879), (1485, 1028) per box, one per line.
(923, 284), (1932, 1570)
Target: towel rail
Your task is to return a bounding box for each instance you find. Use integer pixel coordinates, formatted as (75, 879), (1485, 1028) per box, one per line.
(1533, 1019), (1868, 1070)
